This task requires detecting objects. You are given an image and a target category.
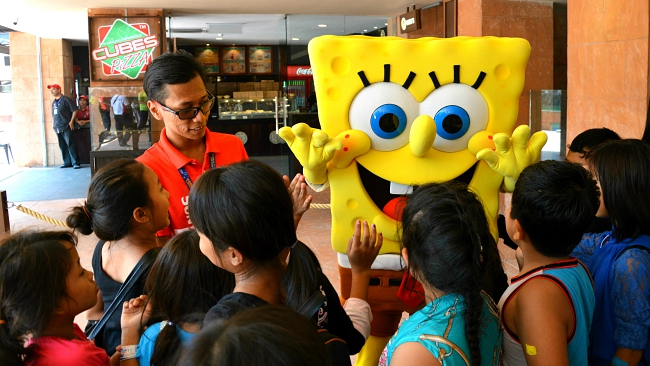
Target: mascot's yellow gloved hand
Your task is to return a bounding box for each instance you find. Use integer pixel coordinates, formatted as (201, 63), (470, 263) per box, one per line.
(476, 125), (548, 192)
(279, 123), (343, 184)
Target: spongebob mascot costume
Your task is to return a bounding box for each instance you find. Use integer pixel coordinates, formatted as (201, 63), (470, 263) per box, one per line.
(279, 36), (547, 366)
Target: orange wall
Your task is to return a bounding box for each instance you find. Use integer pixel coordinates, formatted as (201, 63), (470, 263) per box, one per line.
(567, 0), (649, 142)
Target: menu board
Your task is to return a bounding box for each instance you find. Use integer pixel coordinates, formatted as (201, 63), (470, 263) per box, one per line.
(196, 47), (220, 74)
(222, 47), (246, 74)
(248, 46), (273, 74)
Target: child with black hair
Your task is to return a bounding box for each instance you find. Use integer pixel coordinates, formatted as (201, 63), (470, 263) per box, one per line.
(0, 231), (108, 366)
(500, 160), (600, 365)
(499, 127), (621, 250)
(179, 306), (331, 366)
(565, 127), (621, 167)
(571, 139), (650, 366)
(189, 160), (380, 356)
(380, 182), (503, 366)
(66, 159), (170, 356)
(566, 127), (621, 234)
(118, 231), (235, 366)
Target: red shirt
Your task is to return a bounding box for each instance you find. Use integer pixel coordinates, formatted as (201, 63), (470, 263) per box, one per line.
(25, 324), (110, 366)
(137, 128), (248, 237)
(77, 106), (90, 121)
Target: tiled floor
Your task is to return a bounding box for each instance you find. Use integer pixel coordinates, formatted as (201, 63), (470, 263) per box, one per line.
(1, 164), (91, 202)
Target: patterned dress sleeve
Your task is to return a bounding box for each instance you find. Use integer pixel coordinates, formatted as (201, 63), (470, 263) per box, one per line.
(571, 231), (612, 265)
(610, 248), (650, 350)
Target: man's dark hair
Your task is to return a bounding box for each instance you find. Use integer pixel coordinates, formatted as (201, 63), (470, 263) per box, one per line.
(568, 127), (620, 156)
(143, 50), (206, 103)
(588, 139), (650, 240)
(510, 160), (600, 257)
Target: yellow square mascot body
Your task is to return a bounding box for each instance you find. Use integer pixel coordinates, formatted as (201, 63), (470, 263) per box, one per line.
(280, 35), (546, 365)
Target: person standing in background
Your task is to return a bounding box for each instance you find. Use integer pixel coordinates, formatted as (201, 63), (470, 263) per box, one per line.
(111, 91), (132, 147)
(76, 95), (90, 127)
(97, 89), (113, 145)
(137, 89), (150, 131)
(48, 84), (80, 169)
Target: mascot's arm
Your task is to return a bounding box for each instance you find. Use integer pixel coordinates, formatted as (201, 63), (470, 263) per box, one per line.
(279, 123), (342, 185)
(476, 125), (548, 193)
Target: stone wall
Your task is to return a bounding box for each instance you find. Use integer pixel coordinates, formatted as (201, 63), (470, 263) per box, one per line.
(10, 33), (74, 166)
(479, 0), (554, 128)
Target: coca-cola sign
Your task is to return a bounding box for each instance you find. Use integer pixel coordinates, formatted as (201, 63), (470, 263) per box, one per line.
(287, 65), (313, 78)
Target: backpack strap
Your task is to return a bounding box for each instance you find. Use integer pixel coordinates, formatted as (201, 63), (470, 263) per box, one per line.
(297, 290), (326, 319)
(86, 247), (159, 341)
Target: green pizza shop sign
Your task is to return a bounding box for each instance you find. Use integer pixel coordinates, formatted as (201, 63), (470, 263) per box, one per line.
(91, 19), (159, 79)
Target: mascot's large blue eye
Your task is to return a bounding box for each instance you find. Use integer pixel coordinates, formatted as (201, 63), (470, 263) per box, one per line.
(434, 105), (470, 140)
(371, 104), (407, 139)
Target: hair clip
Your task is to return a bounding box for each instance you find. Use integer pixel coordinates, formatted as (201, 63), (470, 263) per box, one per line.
(82, 204), (92, 221)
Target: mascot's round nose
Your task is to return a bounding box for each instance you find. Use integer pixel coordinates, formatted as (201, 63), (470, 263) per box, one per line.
(409, 114), (436, 157)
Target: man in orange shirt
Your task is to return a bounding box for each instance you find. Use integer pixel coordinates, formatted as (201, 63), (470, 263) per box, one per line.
(138, 50), (309, 243)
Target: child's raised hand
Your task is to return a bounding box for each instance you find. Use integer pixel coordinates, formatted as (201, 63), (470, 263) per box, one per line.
(284, 173), (313, 227)
(347, 220), (383, 274)
(120, 294), (149, 332)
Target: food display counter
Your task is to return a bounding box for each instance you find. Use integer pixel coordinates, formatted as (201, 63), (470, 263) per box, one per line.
(217, 97), (298, 121)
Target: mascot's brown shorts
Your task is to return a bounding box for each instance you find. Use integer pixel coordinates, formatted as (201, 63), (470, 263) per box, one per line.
(338, 265), (421, 337)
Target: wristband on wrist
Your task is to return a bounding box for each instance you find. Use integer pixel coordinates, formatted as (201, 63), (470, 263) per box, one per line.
(120, 345), (138, 361)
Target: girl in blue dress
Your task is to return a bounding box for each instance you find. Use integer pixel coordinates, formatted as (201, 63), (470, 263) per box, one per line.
(570, 139), (650, 366)
(380, 182), (502, 366)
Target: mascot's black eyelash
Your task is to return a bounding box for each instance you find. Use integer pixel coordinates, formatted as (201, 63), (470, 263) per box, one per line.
(358, 64), (487, 91)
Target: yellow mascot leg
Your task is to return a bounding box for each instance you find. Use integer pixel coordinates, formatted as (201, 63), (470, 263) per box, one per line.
(355, 335), (391, 366)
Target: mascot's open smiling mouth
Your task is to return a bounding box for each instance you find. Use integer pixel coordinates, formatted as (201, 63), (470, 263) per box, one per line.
(357, 162), (478, 221)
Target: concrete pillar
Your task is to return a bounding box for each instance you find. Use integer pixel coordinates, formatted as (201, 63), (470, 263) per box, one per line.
(567, 0), (649, 142)
(10, 33), (74, 166)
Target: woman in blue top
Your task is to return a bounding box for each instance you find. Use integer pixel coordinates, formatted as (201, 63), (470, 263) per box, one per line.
(380, 182), (502, 366)
(571, 139), (650, 366)
(120, 230), (235, 366)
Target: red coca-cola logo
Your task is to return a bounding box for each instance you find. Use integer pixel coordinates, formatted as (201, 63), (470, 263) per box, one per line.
(296, 67), (312, 75)
(287, 65), (313, 78)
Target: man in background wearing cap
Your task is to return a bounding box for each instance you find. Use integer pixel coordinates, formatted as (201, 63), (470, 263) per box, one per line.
(48, 84), (80, 169)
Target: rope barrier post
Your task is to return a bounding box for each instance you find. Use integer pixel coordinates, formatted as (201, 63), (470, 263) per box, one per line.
(1, 191), (9, 233)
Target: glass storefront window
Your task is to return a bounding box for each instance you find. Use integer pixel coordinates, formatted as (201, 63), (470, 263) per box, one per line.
(88, 86), (152, 152)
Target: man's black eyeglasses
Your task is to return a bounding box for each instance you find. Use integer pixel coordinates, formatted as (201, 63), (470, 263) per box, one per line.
(153, 91), (215, 120)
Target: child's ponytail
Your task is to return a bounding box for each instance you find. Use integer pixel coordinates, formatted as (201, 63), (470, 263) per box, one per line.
(66, 204), (94, 236)
(283, 241), (322, 313)
(0, 318), (27, 366)
(459, 283), (483, 366)
(150, 321), (183, 366)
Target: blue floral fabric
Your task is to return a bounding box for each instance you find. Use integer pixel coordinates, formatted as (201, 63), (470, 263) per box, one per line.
(571, 232), (650, 364)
